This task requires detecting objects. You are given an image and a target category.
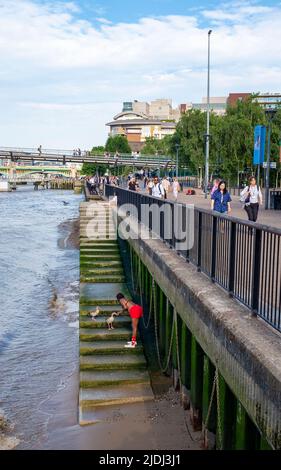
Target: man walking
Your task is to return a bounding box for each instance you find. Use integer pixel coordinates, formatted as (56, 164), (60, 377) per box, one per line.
(151, 176), (165, 199)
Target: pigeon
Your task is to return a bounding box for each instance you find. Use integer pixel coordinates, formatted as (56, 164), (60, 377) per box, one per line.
(62, 201), (69, 205)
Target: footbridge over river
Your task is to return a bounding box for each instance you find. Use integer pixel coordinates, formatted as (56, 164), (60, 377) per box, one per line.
(0, 146), (173, 169)
(78, 184), (281, 450)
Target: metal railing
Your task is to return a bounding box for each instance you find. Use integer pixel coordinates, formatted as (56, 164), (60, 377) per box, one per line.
(105, 184), (281, 334)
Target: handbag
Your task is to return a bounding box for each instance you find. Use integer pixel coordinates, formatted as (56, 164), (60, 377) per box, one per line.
(240, 187), (250, 205)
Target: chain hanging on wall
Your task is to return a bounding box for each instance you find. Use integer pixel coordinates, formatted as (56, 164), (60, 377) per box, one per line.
(201, 366), (223, 450)
(153, 281), (175, 373)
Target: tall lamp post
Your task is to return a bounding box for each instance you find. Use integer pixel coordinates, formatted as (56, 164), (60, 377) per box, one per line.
(175, 143), (180, 178)
(204, 29), (212, 199)
(265, 108), (277, 210)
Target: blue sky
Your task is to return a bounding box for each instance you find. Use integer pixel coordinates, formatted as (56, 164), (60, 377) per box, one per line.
(54, 0), (280, 25)
(0, 0), (280, 148)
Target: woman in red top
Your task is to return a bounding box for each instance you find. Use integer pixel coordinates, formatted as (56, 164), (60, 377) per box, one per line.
(116, 293), (143, 348)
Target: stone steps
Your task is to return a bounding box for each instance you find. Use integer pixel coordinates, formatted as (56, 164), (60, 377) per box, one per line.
(79, 200), (153, 424)
(80, 261), (123, 268)
(80, 327), (132, 342)
(80, 369), (150, 388)
(80, 268), (124, 275)
(80, 354), (146, 370)
(80, 276), (126, 284)
(80, 315), (131, 328)
(79, 383), (154, 409)
(80, 341), (143, 355)
(80, 305), (127, 315)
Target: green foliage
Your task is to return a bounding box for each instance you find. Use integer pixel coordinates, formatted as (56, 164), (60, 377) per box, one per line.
(105, 135), (131, 153)
(81, 163), (107, 176)
(141, 135), (173, 156)
(90, 146), (105, 155)
(172, 97), (281, 185)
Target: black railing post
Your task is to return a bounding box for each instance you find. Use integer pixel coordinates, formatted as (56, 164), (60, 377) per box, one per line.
(211, 216), (217, 281)
(228, 221), (236, 297)
(197, 211), (202, 272)
(251, 227), (262, 316)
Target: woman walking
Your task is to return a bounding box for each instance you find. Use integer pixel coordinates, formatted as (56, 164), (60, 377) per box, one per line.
(211, 180), (232, 214)
(172, 177), (181, 201)
(240, 177), (262, 222)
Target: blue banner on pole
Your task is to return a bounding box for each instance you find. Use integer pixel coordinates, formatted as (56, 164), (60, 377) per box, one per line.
(253, 125), (266, 165)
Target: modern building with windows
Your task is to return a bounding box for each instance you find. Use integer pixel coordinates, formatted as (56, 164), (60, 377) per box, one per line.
(191, 97), (227, 116)
(106, 99), (178, 151)
(253, 93), (281, 110)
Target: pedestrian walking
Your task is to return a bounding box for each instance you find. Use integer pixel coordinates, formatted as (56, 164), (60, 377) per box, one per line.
(211, 178), (220, 196)
(211, 180), (232, 214)
(240, 176), (262, 222)
(151, 176), (165, 199)
(162, 176), (170, 199)
(147, 178), (153, 196)
(172, 177), (181, 201)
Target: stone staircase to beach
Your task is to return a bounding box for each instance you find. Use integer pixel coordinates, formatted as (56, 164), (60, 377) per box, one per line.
(79, 201), (153, 425)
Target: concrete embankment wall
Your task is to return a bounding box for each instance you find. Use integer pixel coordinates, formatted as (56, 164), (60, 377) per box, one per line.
(117, 212), (281, 449)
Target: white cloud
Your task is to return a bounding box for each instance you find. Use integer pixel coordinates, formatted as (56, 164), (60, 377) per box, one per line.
(0, 0), (280, 147)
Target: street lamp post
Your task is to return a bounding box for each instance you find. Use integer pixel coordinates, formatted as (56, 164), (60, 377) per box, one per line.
(205, 29), (212, 199)
(175, 143), (180, 178)
(265, 108), (277, 210)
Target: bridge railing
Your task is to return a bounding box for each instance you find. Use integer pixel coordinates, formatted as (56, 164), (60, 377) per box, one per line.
(105, 184), (281, 334)
(0, 146), (173, 162)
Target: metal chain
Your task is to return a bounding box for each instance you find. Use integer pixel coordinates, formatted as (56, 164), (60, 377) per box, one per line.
(174, 307), (182, 388)
(141, 263), (153, 330)
(129, 244), (136, 294)
(216, 369), (223, 450)
(201, 366), (223, 450)
(202, 368), (217, 437)
(153, 280), (175, 373)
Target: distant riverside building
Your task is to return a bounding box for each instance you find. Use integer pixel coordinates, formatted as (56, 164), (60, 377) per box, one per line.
(253, 93), (281, 110)
(106, 99), (179, 151)
(227, 93), (251, 107)
(191, 97), (227, 116)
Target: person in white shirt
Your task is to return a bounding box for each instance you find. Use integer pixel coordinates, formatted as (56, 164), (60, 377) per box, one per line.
(151, 176), (165, 199)
(162, 176), (170, 199)
(240, 176), (262, 222)
(172, 177), (181, 201)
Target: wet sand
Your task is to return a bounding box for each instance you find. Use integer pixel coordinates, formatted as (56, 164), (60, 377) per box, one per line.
(40, 367), (201, 450)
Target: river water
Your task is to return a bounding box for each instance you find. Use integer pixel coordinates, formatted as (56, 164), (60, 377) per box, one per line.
(0, 186), (82, 449)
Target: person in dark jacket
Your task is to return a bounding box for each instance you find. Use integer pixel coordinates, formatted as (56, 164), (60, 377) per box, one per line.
(211, 180), (232, 214)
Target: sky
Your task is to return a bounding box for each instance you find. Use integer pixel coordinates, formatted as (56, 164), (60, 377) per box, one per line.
(0, 0), (280, 148)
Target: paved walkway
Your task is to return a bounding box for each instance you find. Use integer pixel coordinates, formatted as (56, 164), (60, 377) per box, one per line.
(170, 190), (281, 230)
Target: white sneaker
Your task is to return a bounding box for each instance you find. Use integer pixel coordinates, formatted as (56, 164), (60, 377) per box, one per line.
(124, 342), (137, 348)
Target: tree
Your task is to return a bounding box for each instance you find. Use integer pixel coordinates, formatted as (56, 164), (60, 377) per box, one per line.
(81, 163), (107, 175)
(90, 146), (105, 155)
(105, 135), (131, 153)
(141, 135), (173, 155)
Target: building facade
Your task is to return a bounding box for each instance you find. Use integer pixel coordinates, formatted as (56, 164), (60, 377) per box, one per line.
(107, 100), (179, 151)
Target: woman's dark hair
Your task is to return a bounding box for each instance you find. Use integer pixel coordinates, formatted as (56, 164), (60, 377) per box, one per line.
(116, 293), (125, 301)
(218, 180), (227, 194)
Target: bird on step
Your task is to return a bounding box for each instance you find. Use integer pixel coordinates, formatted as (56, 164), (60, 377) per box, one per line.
(88, 306), (100, 320)
(62, 201), (69, 205)
(106, 312), (119, 330)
